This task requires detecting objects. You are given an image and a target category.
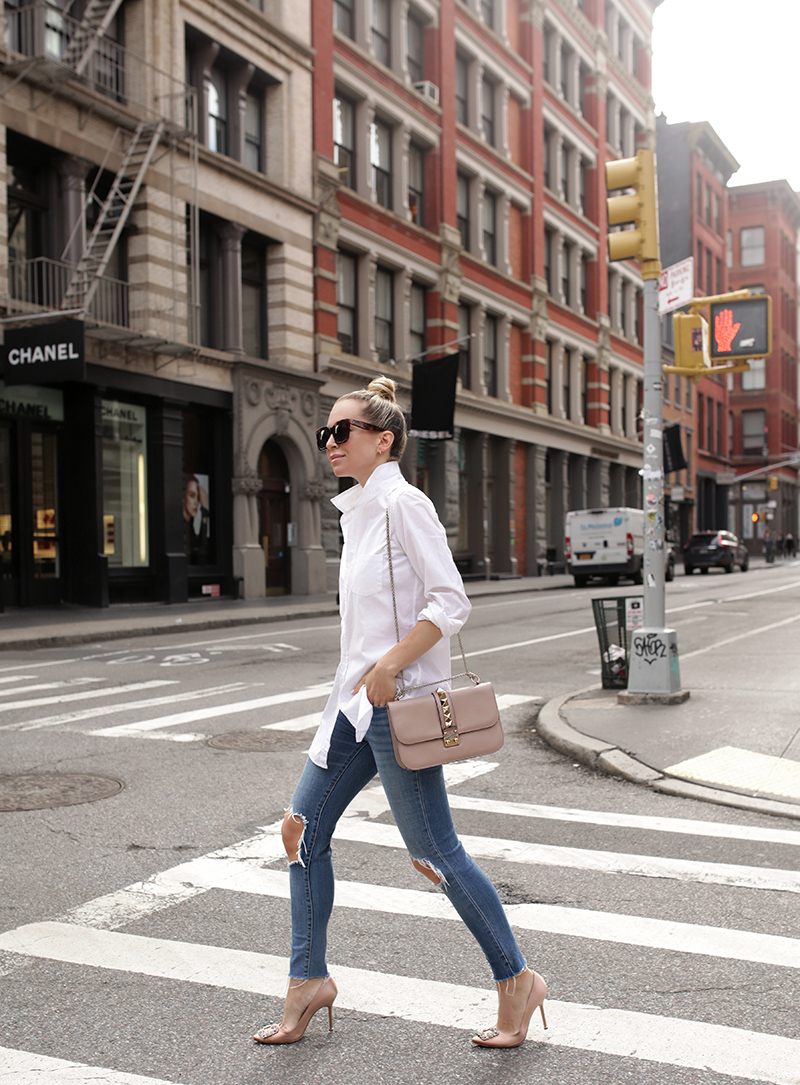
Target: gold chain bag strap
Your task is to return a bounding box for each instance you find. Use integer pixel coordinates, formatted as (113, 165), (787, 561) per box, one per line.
(383, 495), (503, 771)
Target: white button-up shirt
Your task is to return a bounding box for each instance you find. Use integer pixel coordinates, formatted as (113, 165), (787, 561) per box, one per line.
(308, 461), (471, 768)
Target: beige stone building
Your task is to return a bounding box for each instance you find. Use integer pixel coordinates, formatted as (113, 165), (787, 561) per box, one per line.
(0, 0), (323, 605)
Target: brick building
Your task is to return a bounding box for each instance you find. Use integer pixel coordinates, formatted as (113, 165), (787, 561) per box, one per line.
(727, 180), (800, 548)
(1, 0), (324, 606)
(656, 116), (739, 544)
(313, 0), (658, 584)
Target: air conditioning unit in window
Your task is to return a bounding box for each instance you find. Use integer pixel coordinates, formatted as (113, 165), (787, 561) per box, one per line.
(413, 80), (440, 105)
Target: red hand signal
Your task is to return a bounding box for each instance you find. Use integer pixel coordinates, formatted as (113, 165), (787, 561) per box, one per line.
(714, 308), (741, 353)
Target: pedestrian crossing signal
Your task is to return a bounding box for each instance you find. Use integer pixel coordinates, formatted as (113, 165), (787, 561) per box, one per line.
(709, 296), (772, 361)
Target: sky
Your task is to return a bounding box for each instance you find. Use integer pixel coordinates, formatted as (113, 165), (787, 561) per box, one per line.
(651, 0), (799, 191)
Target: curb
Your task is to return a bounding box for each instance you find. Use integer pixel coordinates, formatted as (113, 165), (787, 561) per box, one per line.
(536, 688), (800, 823)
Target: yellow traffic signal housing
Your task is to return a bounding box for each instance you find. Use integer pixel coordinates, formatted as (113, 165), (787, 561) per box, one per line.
(769, 474), (779, 491)
(606, 149), (660, 278)
(662, 312), (711, 383)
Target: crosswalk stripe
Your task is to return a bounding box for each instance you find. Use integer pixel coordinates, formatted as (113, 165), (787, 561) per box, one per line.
(91, 682), (333, 736)
(2, 922), (799, 1084)
(152, 860), (800, 970)
(1, 1046), (185, 1085)
(332, 817), (800, 893)
(9, 683), (254, 732)
(0, 681), (177, 718)
(0, 678), (102, 698)
(262, 711), (319, 732)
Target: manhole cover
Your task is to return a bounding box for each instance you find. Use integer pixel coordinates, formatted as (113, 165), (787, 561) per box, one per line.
(206, 731), (309, 752)
(0, 772), (124, 812)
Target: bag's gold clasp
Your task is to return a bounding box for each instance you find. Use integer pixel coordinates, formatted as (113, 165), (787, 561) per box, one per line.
(436, 688), (460, 747)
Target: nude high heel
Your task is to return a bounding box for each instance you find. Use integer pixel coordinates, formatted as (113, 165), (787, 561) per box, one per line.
(471, 971), (547, 1048)
(253, 977), (338, 1045)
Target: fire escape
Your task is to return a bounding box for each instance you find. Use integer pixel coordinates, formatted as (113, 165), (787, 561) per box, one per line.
(1, 1), (199, 353)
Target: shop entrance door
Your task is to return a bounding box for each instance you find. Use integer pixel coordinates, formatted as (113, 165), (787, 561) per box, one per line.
(258, 440), (291, 596)
(0, 420), (61, 606)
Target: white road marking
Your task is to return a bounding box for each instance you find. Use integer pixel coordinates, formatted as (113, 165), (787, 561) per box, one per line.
(14, 683), (254, 731)
(3, 923), (799, 1084)
(0, 1047), (187, 1085)
(0, 674), (35, 684)
(0, 680), (177, 718)
(153, 860), (800, 971)
(682, 612), (800, 660)
(91, 682), (333, 736)
(0, 677), (102, 698)
(332, 818), (800, 893)
(262, 711), (320, 732)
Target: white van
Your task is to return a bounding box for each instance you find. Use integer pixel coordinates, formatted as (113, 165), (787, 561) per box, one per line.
(565, 507), (644, 587)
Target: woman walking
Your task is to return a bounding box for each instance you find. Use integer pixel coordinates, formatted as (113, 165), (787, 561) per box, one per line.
(253, 377), (546, 1049)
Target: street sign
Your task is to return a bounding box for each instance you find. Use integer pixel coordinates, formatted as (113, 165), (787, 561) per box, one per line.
(658, 257), (694, 315)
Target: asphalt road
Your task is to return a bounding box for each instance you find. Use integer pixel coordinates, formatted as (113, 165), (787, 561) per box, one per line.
(2, 559), (800, 1084)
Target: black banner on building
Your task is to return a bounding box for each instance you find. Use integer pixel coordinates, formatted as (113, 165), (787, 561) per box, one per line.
(409, 355), (459, 440)
(1, 320), (85, 385)
(663, 424), (688, 473)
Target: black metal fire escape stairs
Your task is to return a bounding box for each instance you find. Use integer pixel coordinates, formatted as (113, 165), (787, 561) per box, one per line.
(62, 0), (126, 77)
(60, 117), (165, 315)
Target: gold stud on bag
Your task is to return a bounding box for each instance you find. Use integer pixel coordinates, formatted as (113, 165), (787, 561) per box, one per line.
(383, 498), (504, 771)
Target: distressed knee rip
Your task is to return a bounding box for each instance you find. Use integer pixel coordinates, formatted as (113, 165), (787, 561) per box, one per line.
(412, 857), (447, 888)
(282, 807), (307, 867)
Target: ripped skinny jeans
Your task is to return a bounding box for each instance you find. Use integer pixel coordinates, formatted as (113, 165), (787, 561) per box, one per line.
(286, 708), (526, 983)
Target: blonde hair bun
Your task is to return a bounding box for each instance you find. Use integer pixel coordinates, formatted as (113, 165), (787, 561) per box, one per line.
(366, 376), (397, 403)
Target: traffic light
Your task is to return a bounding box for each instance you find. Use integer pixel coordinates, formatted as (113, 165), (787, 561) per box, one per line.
(769, 474), (779, 491)
(751, 512), (760, 524)
(709, 296), (772, 360)
(605, 149), (660, 277)
(663, 311), (710, 383)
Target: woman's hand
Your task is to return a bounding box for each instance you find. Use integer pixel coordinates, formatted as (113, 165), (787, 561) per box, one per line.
(353, 661), (397, 707)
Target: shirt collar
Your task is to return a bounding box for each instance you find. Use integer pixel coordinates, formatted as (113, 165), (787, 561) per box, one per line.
(331, 460), (404, 513)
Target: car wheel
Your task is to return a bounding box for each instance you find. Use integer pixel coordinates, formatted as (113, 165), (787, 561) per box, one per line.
(684, 564), (693, 575)
(607, 574), (619, 586)
(700, 567), (709, 574)
(741, 556), (749, 572)
(632, 569), (643, 585)
(665, 558), (675, 582)
(573, 575), (588, 587)
(724, 559), (734, 573)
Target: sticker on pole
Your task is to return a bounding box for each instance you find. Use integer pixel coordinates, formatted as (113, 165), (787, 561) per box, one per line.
(626, 597), (644, 631)
(658, 257), (694, 315)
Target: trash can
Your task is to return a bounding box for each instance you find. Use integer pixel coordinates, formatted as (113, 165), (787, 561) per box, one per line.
(591, 596), (642, 689)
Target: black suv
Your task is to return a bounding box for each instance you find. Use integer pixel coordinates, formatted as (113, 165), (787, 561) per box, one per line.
(684, 531), (749, 575)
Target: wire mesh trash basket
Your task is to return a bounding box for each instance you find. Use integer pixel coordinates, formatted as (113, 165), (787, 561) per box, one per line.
(591, 597), (642, 689)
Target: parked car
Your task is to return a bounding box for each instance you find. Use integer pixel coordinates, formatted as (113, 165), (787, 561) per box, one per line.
(665, 535), (677, 582)
(684, 531), (749, 575)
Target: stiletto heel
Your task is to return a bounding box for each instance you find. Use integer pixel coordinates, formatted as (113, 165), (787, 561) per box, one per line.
(254, 977), (338, 1045)
(472, 971), (548, 1048)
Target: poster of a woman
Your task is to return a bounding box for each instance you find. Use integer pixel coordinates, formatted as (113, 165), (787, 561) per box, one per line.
(183, 474), (210, 564)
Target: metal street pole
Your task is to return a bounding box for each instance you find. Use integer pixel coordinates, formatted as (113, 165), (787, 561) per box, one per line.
(623, 276), (687, 701)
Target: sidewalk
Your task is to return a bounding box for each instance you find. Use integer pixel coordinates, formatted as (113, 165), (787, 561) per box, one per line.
(0, 571), (574, 651)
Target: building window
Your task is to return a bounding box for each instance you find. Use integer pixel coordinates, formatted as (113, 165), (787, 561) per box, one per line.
(563, 347), (572, 419)
(544, 228), (554, 294)
(244, 91), (263, 172)
(545, 340), (554, 414)
(560, 43), (572, 100)
(740, 226), (765, 267)
(542, 25), (552, 85)
(580, 253), (588, 312)
(337, 251), (357, 354)
(727, 229), (733, 269)
(696, 241), (703, 291)
(483, 189), (497, 266)
(408, 143), (425, 227)
(333, 95), (355, 188)
(455, 54), (469, 125)
(579, 158), (587, 214)
(375, 266), (394, 363)
(371, 118), (392, 209)
(481, 75), (496, 146)
(372, 0), (391, 66)
(407, 8), (425, 83)
(483, 313), (498, 397)
(102, 400), (149, 568)
(242, 238), (267, 358)
(334, 0), (355, 38)
(207, 68), (228, 154)
(742, 357), (765, 391)
(409, 282), (427, 362)
(580, 356), (587, 422)
(458, 303), (471, 389)
(705, 246), (712, 296)
(480, 0), (496, 29)
(715, 256), (721, 295)
(742, 409), (765, 454)
(663, 370), (670, 404)
(543, 125), (552, 189)
(562, 241), (572, 305)
(457, 172), (470, 249)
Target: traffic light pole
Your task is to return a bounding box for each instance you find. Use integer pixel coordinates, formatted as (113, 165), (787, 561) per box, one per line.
(622, 276), (688, 702)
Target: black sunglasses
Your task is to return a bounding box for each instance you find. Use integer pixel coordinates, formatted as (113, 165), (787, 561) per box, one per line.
(315, 418), (382, 451)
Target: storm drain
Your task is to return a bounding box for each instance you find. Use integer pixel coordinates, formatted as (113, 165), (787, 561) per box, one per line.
(0, 772), (124, 812)
(206, 731), (310, 753)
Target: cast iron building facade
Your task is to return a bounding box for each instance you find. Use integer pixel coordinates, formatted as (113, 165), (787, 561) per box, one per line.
(313, 0), (658, 584)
